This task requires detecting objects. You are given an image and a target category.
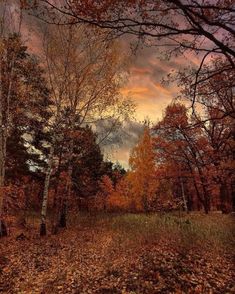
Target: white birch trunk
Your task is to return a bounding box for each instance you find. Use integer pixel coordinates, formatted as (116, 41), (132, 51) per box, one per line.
(40, 145), (54, 236)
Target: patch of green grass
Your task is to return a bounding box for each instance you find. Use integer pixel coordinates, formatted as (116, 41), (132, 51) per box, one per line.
(71, 212), (235, 250)
(26, 210), (235, 251)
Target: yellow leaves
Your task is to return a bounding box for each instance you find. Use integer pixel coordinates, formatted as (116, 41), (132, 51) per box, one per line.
(106, 127), (158, 212)
(128, 127), (157, 211)
(129, 127), (155, 170)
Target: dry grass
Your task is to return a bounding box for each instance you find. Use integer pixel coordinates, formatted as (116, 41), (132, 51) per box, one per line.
(69, 212), (235, 250)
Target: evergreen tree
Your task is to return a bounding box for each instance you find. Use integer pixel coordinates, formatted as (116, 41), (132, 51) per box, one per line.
(0, 34), (52, 236)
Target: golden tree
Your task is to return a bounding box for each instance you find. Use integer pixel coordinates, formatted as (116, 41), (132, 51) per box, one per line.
(129, 127), (157, 211)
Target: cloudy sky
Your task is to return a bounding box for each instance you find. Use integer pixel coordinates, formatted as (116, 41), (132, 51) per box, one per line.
(26, 29), (194, 168)
(7, 2), (196, 168)
(110, 41), (197, 168)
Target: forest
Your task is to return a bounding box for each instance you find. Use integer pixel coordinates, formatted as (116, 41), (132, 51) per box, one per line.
(0, 1), (234, 293)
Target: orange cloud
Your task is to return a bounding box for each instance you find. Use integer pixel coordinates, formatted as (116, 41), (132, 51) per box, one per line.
(131, 66), (152, 75)
(121, 86), (152, 99)
(153, 83), (171, 96)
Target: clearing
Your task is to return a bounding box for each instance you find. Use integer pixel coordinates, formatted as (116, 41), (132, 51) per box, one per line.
(0, 213), (234, 293)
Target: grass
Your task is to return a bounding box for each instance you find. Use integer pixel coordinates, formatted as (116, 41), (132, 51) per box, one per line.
(68, 211), (235, 251)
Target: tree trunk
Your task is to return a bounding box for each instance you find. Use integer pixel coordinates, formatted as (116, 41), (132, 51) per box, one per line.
(220, 182), (233, 213)
(197, 166), (211, 214)
(0, 47), (17, 237)
(51, 148), (64, 234)
(40, 145), (54, 236)
(232, 182), (235, 212)
(57, 116), (75, 229)
(0, 120), (6, 239)
(0, 120), (7, 237)
(0, 50), (7, 237)
(180, 177), (188, 213)
(58, 165), (72, 229)
(204, 200), (210, 214)
(187, 162), (204, 212)
(51, 188), (60, 234)
(59, 202), (67, 228)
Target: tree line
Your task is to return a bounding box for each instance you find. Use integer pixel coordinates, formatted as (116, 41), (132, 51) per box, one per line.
(0, 1), (133, 237)
(102, 103), (234, 214)
(0, 0), (234, 237)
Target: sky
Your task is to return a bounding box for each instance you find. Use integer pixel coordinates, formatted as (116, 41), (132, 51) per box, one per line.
(110, 42), (196, 168)
(5, 2), (196, 169)
(25, 26), (194, 168)
(122, 47), (178, 121)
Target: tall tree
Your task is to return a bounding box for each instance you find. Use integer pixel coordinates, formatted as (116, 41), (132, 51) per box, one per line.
(39, 24), (134, 235)
(153, 102), (234, 213)
(51, 125), (104, 231)
(0, 33), (51, 236)
(0, 0), (24, 236)
(153, 104), (212, 213)
(129, 127), (157, 211)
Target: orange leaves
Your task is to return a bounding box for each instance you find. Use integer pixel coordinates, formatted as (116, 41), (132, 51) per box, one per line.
(104, 127), (158, 212)
(107, 177), (133, 211)
(66, 130), (82, 140)
(1, 185), (26, 214)
(128, 127), (158, 211)
(160, 103), (189, 130)
(99, 175), (114, 197)
(153, 99), (235, 213)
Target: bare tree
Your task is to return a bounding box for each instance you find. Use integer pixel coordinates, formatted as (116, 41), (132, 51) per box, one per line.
(28, 0), (234, 119)
(32, 2), (233, 52)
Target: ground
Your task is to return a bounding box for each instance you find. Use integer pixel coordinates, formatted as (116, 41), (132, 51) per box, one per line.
(0, 213), (234, 294)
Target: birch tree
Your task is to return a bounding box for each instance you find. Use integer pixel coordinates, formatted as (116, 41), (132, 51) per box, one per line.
(39, 24), (134, 235)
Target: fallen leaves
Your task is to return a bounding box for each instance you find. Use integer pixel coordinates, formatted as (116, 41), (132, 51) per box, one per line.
(0, 215), (234, 293)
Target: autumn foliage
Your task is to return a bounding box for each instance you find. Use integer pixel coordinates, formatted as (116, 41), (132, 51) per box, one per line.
(0, 1), (234, 240)
(97, 104), (234, 214)
(0, 2), (234, 294)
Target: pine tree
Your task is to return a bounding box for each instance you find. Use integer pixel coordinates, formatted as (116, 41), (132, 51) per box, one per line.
(0, 34), (52, 236)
